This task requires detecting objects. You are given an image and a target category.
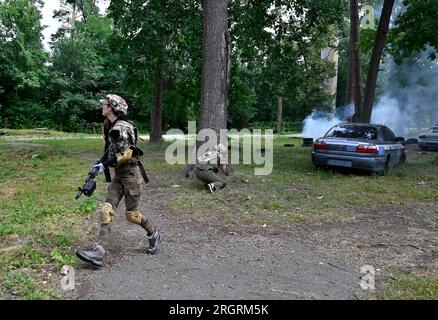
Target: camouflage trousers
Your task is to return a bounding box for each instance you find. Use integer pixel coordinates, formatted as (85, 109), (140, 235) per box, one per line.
(100, 164), (154, 235)
(194, 167), (227, 189)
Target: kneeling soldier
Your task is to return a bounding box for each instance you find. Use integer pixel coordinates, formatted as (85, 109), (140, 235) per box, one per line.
(195, 144), (231, 193)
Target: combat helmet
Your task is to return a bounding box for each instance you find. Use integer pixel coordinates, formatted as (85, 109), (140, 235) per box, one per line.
(100, 94), (128, 116)
(197, 144), (227, 164)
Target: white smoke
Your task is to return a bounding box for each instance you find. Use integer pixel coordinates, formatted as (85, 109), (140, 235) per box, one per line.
(301, 1), (437, 139)
(302, 104), (354, 139)
(371, 48), (438, 137)
(302, 49), (438, 139)
(370, 95), (404, 134)
(369, 1), (437, 137)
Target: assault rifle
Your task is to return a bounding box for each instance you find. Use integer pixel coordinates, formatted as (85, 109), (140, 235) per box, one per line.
(75, 164), (100, 200)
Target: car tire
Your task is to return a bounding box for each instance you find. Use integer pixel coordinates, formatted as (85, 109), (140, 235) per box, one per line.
(377, 160), (389, 176)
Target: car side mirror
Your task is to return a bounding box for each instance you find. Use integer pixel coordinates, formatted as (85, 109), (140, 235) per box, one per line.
(395, 137), (405, 142)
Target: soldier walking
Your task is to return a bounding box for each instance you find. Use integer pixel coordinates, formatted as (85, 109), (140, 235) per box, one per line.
(76, 94), (163, 267)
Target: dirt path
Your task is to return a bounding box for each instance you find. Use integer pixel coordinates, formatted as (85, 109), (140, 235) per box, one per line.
(72, 185), (359, 300)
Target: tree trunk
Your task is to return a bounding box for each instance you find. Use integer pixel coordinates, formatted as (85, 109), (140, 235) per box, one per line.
(362, 0), (395, 123)
(199, 0), (229, 137)
(226, 29), (231, 120)
(71, 1), (76, 38)
(150, 78), (163, 143)
(79, 0), (88, 22)
(276, 96), (283, 133)
(183, 0), (229, 176)
(349, 0), (362, 122)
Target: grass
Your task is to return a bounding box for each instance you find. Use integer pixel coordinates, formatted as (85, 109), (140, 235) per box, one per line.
(1, 130), (437, 299)
(168, 136), (438, 225)
(379, 272), (438, 300)
(1, 271), (55, 300)
(0, 127), (97, 137)
(0, 137), (103, 299)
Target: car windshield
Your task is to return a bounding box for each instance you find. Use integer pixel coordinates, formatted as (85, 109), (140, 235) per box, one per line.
(427, 127), (438, 133)
(325, 125), (378, 140)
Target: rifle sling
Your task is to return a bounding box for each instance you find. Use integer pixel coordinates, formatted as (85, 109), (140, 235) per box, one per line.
(104, 167), (112, 183)
(134, 159), (149, 184)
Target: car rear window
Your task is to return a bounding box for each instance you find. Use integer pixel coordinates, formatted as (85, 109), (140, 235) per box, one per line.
(427, 127), (438, 133)
(325, 125), (378, 140)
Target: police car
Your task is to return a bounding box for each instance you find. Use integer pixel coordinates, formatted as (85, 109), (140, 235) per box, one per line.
(418, 126), (438, 150)
(311, 123), (406, 176)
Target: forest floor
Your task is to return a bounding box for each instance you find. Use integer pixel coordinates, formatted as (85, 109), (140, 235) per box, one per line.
(0, 134), (437, 299)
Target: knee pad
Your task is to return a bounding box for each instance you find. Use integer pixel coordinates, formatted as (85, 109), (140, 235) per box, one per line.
(125, 210), (143, 225)
(100, 202), (115, 225)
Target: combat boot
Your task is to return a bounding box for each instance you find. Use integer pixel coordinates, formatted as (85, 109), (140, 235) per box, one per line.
(207, 183), (216, 193)
(76, 243), (105, 267)
(146, 229), (163, 255)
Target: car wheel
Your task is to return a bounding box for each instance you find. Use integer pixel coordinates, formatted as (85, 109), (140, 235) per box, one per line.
(377, 160), (389, 176)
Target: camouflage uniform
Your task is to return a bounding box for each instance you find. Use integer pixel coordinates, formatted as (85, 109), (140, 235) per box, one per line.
(100, 119), (155, 235)
(195, 162), (227, 190)
(195, 145), (229, 192)
(77, 95), (161, 267)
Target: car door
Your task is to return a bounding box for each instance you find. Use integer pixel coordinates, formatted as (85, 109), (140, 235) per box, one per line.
(377, 127), (391, 163)
(382, 126), (403, 165)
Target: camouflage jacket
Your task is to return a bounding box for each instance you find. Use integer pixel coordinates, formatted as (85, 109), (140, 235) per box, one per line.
(107, 120), (137, 166)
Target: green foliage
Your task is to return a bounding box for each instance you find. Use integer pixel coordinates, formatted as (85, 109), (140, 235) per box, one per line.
(77, 198), (98, 215)
(230, 0), (346, 123)
(1, 271), (52, 300)
(390, 0), (438, 63)
(51, 0), (100, 43)
(229, 63), (257, 128)
(50, 248), (77, 271)
(0, 0), (48, 127)
(0, 0), (350, 131)
(109, 0), (204, 129)
(47, 26), (105, 131)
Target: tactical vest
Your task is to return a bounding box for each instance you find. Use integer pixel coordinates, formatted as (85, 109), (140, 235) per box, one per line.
(106, 119), (148, 183)
(107, 120), (137, 163)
